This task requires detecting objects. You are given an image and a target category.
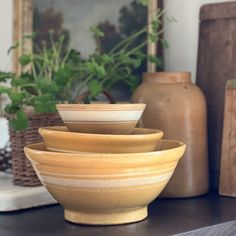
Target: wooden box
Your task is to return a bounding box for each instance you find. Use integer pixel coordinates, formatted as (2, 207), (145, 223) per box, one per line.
(197, 2), (236, 188)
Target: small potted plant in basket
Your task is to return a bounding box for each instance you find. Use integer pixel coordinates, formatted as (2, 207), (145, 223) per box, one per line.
(0, 33), (83, 186)
(0, 4), (165, 186)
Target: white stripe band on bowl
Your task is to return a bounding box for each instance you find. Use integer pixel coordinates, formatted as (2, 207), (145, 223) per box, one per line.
(40, 167), (175, 177)
(41, 172), (173, 188)
(58, 110), (143, 122)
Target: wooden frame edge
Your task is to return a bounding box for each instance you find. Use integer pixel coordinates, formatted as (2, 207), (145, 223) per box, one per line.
(12, 0), (162, 74)
(12, 0), (33, 74)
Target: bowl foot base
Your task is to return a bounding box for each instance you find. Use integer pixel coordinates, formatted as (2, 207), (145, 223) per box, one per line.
(64, 206), (148, 225)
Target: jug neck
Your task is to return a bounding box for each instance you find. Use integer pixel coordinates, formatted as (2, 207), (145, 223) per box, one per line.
(142, 72), (191, 84)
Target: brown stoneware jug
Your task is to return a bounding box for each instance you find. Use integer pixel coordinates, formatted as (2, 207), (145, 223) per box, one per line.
(132, 72), (209, 197)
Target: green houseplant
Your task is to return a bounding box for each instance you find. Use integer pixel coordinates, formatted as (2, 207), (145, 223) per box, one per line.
(0, 34), (82, 186)
(0, 33), (82, 131)
(0, 2), (168, 186)
(0, 5), (166, 132)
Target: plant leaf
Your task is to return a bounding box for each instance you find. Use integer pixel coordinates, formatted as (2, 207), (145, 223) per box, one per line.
(9, 92), (27, 105)
(131, 58), (142, 68)
(88, 80), (103, 98)
(31, 94), (56, 113)
(5, 104), (20, 114)
(148, 32), (158, 43)
(54, 65), (74, 86)
(19, 54), (32, 66)
(23, 32), (36, 39)
(147, 55), (163, 68)
(67, 49), (81, 64)
(90, 26), (104, 38)
(0, 87), (10, 95)
(11, 78), (30, 87)
(166, 16), (177, 23)
(161, 39), (169, 49)
(7, 42), (19, 55)
(137, 0), (149, 6)
(9, 110), (28, 131)
(130, 76), (140, 92)
(151, 18), (161, 32)
(86, 61), (106, 78)
(0, 72), (15, 82)
(37, 80), (59, 94)
(100, 54), (112, 63)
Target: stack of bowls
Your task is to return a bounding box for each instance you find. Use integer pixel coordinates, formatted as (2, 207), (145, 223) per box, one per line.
(24, 103), (186, 225)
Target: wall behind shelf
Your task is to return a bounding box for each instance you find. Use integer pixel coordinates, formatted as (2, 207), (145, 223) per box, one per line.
(163, 0), (234, 83)
(0, 0), (13, 72)
(0, 0), (12, 147)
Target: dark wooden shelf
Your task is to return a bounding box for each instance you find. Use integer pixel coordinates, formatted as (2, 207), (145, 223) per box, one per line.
(0, 191), (236, 236)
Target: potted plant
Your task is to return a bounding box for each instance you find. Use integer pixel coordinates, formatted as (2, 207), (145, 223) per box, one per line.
(0, 2), (166, 129)
(0, 4), (165, 186)
(0, 33), (82, 186)
(0, 33), (82, 131)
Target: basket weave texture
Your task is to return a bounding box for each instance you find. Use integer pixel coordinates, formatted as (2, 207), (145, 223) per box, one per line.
(9, 112), (62, 186)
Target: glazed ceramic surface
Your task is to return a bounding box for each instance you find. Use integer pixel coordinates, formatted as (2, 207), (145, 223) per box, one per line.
(56, 103), (146, 134)
(39, 126), (163, 153)
(24, 140), (186, 225)
(132, 72), (209, 198)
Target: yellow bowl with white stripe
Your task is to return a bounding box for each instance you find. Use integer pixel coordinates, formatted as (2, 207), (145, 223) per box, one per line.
(39, 126), (163, 153)
(56, 103), (146, 134)
(24, 140), (186, 225)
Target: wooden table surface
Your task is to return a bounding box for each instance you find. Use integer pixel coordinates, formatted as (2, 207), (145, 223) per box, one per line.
(0, 192), (236, 236)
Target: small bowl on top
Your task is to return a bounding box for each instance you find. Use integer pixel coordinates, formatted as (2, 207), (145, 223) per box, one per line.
(56, 103), (146, 134)
(39, 126), (163, 153)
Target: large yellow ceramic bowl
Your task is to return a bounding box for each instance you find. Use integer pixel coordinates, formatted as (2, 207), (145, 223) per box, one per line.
(56, 103), (146, 134)
(24, 140), (186, 225)
(39, 126), (164, 153)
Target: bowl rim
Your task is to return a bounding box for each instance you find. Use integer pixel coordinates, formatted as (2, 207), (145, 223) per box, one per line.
(24, 141), (186, 167)
(24, 140), (186, 158)
(38, 126), (164, 140)
(56, 103), (146, 111)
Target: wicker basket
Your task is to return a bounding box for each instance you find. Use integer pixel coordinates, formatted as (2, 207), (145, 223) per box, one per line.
(9, 112), (63, 186)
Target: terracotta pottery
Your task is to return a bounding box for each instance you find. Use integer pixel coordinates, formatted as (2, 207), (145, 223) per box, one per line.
(56, 103), (146, 134)
(39, 126), (163, 153)
(132, 72), (209, 198)
(24, 140), (186, 225)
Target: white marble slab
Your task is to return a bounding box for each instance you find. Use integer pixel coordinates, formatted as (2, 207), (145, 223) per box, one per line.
(0, 172), (57, 212)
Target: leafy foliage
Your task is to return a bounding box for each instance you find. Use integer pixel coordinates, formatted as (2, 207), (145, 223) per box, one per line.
(0, 4), (166, 131)
(78, 7), (165, 102)
(0, 34), (80, 131)
(9, 110), (28, 131)
(137, 0), (149, 6)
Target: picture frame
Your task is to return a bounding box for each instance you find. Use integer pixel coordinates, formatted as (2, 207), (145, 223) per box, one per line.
(12, 0), (162, 74)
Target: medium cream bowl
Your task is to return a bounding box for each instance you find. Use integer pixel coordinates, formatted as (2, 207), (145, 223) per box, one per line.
(56, 103), (146, 134)
(39, 126), (164, 153)
(24, 140), (186, 225)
